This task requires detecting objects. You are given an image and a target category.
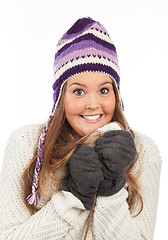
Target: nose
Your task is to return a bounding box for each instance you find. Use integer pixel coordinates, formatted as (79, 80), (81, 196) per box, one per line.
(85, 94), (99, 110)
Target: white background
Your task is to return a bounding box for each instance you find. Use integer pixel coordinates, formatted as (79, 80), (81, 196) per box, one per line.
(0, 0), (167, 238)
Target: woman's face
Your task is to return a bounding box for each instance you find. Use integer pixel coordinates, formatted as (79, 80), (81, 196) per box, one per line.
(64, 72), (116, 136)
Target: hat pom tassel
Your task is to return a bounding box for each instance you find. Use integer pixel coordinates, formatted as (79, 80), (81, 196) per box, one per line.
(27, 192), (39, 205)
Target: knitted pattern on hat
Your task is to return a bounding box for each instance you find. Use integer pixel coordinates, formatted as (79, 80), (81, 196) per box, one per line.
(52, 17), (121, 113)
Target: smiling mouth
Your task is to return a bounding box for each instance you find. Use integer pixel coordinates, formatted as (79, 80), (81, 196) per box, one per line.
(81, 114), (102, 120)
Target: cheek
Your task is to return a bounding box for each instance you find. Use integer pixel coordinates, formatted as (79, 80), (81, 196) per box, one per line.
(102, 95), (116, 115)
(64, 96), (84, 116)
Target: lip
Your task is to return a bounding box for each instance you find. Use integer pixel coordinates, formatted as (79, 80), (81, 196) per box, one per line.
(80, 114), (103, 124)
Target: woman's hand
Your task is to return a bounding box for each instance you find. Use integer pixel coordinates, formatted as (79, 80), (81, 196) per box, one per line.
(62, 144), (103, 210)
(95, 130), (137, 196)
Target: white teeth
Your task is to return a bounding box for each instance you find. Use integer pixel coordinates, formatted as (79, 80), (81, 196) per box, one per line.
(82, 115), (101, 120)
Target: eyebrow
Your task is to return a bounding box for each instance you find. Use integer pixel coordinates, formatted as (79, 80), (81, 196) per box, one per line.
(69, 82), (87, 87)
(69, 81), (112, 88)
(99, 81), (112, 86)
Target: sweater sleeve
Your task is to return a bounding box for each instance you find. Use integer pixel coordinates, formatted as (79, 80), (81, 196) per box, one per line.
(92, 132), (162, 240)
(0, 126), (90, 240)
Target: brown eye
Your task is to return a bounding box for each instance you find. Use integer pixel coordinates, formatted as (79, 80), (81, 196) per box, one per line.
(100, 88), (109, 94)
(74, 89), (85, 96)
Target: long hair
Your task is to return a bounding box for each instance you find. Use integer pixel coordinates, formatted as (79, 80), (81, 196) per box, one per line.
(22, 81), (143, 216)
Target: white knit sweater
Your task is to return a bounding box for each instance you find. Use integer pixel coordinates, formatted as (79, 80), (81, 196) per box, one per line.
(0, 124), (161, 240)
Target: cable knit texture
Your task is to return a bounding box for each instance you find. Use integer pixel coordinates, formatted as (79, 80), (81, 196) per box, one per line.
(0, 124), (161, 239)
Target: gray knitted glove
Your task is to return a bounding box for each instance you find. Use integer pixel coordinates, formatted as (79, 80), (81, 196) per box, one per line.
(95, 130), (137, 196)
(62, 144), (103, 210)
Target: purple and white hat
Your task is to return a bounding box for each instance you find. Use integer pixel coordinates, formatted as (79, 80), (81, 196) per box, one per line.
(52, 17), (121, 113)
(27, 17), (122, 205)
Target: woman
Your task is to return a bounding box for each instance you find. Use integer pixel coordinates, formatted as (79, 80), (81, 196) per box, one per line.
(0, 17), (161, 239)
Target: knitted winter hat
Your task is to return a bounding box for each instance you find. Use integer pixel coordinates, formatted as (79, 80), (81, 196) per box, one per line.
(52, 16), (121, 112)
(27, 17), (122, 205)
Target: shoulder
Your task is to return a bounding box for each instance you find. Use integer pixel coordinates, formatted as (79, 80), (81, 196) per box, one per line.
(133, 131), (162, 165)
(9, 123), (44, 154)
(9, 124), (44, 141)
(3, 124), (44, 170)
